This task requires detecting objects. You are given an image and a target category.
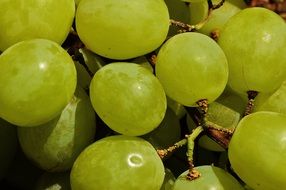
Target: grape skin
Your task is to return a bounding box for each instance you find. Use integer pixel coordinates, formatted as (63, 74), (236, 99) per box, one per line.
(0, 39), (77, 126)
(229, 111), (286, 190)
(218, 7), (286, 94)
(76, 0), (170, 59)
(90, 62), (167, 136)
(70, 135), (165, 190)
(0, 0), (75, 51)
(156, 32), (228, 106)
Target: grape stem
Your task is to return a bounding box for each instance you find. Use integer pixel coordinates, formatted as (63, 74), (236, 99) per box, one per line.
(169, 0), (225, 32)
(186, 126), (204, 180)
(244, 90), (259, 116)
(157, 138), (188, 159)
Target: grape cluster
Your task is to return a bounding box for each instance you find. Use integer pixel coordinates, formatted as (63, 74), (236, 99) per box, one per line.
(0, 0), (286, 190)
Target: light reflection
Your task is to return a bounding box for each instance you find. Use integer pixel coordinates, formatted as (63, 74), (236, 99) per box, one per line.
(127, 153), (143, 167)
(262, 32), (271, 43)
(39, 62), (46, 70)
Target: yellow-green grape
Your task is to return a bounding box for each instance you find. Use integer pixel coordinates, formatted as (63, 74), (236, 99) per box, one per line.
(0, 0), (75, 51)
(173, 165), (244, 190)
(189, 1), (209, 25)
(75, 0), (81, 6)
(167, 97), (187, 119)
(79, 48), (106, 75)
(190, 0), (243, 36)
(76, 0), (169, 60)
(18, 87), (96, 172)
(156, 32), (228, 107)
(35, 172), (70, 190)
(187, 102), (240, 151)
(142, 108), (181, 150)
(254, 81), (286, 114)
(228, 112), (286, 190)
(0, 118), (18, 180)
(0, 39), (76, 127)
(161, 168), (176, 190)
(70, 135), (165, 190)
(90, 62), (166, 136)
(182, 0), (206, 3)
(218, 8), (286, 94)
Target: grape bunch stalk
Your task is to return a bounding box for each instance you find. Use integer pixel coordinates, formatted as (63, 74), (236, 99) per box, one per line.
(0, 0), (286, 190)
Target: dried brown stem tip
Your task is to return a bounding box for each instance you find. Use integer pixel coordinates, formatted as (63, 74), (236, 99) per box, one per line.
(244, 90), (259, 116)
(196, 99), (209, 116)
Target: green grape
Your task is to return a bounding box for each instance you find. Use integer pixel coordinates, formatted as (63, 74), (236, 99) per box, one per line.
(229, 111), (286, 189)
(74, 61), (92, 90)
(218, 8), (286, 94)
(76, 0), (169, 60)
(142, 108), (181, 150)
(70, 135), (165, 190)
(18, 87), (96, 172)
(35, 172), (71, 190)
(216, 86), (248, 115)
(164, 0), (190, 36)
(189, 1), (209, 25)
(132, 56), (154, 73)
(156, 32), (228, 107)
(253, 81), (286, 114)
(167, 96), (187, 119)
(0, 0), (75, 51)
(78, 48), (106, 75)
(0, 39), (76, 127)
(90, 62), (166, 136)
(187, 102), (240, 151)
(161, 168), (176, 190)
(0, 118), (18, 180)
(182, 0), (206, 3)
(190, 0), (242, 36)
(75, 0), (81, 6)
(173, 165), (244, 190)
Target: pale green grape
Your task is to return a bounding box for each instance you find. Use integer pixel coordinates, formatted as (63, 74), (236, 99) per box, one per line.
(78, 48), (106, 75)
(35, 172), (71, 190)
(167, 97), (187, 119)
(90, 62), (166, 136)
(173, 165), (244, 190)
(182, 0), (206, 3)
(160, 168), (176, 190)
(253, 81), (286, 114)
(0, 39), (76, 126)
(218, 8), (286, 94)
(187, 102), (240, 151)
(75, 0), (81, 6)
(164, 0), (190, 36)
(189, 1), (209, 25)
(190, 0), (243, 36)
(0, 0), (75, 51)
(70, 135), (165, 190)
(18, 87), (96, 172)
(229, 111), (286, 190)
(156, 32), (228, 107)
(0, 118), (18, 180)
(142, 108), (181, 150)
(76, 0), (169, 59)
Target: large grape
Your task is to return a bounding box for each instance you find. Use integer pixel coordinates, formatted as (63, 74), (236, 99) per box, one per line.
(90, 62), (166, 136)
(18, 87), (96, 172)
(156, 32), (228, 106)
(218, 8), (286, 94)
(70, 135), (165, 190)
(76, 0), (169, 59)
(228, 112), (286, 189)
(0, 0), (75, 51)
(173, 165), (243, 190)
(0, 39), (76, 126)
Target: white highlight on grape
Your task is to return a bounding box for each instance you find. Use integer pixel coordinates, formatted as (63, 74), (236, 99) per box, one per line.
(127, 153), (143, 167)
